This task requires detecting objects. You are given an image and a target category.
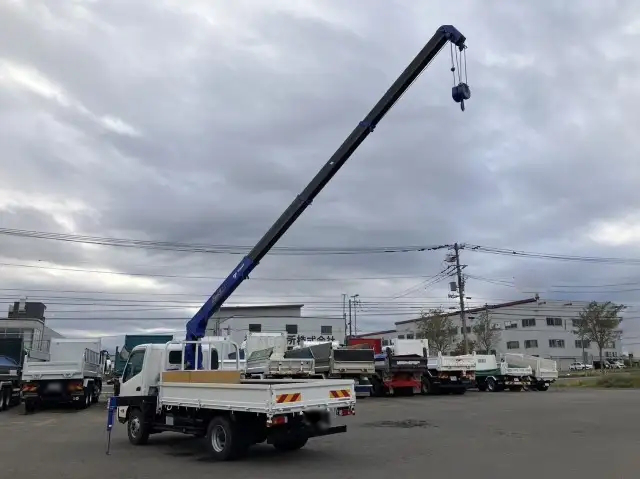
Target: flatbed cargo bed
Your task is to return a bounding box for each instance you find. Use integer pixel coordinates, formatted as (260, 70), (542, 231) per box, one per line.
(158, 373), (355, 416)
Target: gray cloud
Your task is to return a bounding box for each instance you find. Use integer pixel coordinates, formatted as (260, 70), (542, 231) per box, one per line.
(2, 0), (640, 352)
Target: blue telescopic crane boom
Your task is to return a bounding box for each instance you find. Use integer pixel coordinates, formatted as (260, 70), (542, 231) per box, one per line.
(184, 25), (470, 368)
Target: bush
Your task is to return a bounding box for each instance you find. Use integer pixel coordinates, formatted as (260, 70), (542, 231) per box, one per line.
(594, 375), (640, 388)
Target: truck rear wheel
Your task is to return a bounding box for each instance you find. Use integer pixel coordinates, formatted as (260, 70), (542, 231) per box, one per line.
(487, 377), (497, 392)
(537, 384), (549, 391)
(23, 399), (36, 414)
(273, 435), (308, 452)
(0, 388), (7, 411)
(205, 416), (247, 461)
(91, 383), (101, 404)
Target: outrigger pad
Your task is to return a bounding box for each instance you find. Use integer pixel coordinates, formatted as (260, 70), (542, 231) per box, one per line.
(161, 370), (242, 384)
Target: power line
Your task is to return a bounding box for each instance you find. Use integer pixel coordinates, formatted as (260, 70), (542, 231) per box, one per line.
(0, 261), (452, 281)
(0, 227), (449, 256)
(467, 244), (640, 265)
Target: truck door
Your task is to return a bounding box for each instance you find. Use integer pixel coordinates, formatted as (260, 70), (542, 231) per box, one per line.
(119, 347), (147, 397)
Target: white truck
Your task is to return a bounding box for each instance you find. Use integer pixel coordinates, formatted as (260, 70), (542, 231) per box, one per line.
(284, 340), (376, 397)
(243, 332), (315, 378)
(113, 339), (356, 461)
(474, 354), (532, 392)
(502, 353), (558, 391)
(422, 352), (476, 395)
(21, 338), (107, 412)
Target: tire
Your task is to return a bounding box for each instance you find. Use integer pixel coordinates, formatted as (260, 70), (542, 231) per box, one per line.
(537, 384), (549, 391)
(4, 388), (11, 409)
(487, 377), (497, 392)
(204, 416), (247, 461)
(76, 387), (91, 410)
(273, 435), (308, 452)
(0, 389), (6, 411)
(92, 383), (101, 404)
(128, 408), (150, 445)
(420, 378), (429, 395)
(23, 400), (36, 414)
(371, 377), (385, 397)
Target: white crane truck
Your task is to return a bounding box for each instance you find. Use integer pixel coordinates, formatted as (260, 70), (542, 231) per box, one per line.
(108, 24), (470, 460)
(474, 354), (532, 392)
(22, 338), (106, 412)
(115, 339), (355, 460)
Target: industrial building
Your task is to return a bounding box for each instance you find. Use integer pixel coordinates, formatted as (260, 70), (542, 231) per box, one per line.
(204, 304), (345, 348)
(356, 297), (624, 371)
(0, 300), (63, 360)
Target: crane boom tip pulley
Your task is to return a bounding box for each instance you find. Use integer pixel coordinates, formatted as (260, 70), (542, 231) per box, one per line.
(183, 24), (471, 369)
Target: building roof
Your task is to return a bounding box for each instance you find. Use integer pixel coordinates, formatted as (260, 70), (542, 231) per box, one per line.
(218, 304), (304, 311)
(395, 297), (539, 325)
(352, 329), (397, 338)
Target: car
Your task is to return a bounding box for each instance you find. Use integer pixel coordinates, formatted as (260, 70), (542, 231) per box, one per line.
(569, 362), (587, 371)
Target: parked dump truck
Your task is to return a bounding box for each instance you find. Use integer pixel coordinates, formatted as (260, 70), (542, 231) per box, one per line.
(371, 339), (429, 396)
(243, 332), (314, 378)
(422, 353), (476, 395)
(474, 354), (532, 392)
(502, 353), (558, 391)
(21, 338), (107, 412)
(284, 340), (375, 397)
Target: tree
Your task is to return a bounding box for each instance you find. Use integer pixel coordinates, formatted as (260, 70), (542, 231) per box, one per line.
(472, 307), (501, 354)
(451, 338), (476, 356)
(416, 308), (456, 354)
(574, 301), (624, 374)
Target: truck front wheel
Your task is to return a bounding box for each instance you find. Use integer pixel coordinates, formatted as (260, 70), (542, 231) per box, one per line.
(205, 416), (247, 461)
(128, 408), (150, 445)
(0, 388), (7, 411)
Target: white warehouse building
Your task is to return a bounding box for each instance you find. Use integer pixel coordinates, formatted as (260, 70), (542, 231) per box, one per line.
(357, 297), (624, 371)
(204, 304), (345, 349)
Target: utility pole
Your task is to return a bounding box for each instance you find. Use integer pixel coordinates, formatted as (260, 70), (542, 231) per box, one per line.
(454, 243), (468, 354)
(342, 294), (347, 342)
(350, 294), (360, 337)
(348, 299), (353, 338)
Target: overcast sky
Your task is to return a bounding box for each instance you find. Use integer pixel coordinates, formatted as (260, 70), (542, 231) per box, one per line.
(2, 0), (640, 352)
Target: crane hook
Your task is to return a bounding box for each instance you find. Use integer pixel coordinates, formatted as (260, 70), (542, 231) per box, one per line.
(452, 82), (471, 112)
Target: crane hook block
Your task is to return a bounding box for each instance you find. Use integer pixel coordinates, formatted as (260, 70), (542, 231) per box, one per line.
(452, 82), (471, 111)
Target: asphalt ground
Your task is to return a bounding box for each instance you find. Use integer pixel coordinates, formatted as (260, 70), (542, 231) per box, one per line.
(1, 388), (638, 479)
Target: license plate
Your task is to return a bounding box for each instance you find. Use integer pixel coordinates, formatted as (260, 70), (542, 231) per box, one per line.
(450, 376), (457, 381)
(47, 383), (62, 392)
